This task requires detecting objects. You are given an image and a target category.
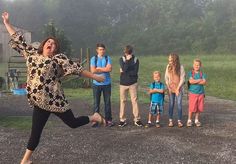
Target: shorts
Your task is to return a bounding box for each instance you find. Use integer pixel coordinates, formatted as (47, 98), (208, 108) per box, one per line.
(189, 93), (204, 113)
(149, 102), (163, 115)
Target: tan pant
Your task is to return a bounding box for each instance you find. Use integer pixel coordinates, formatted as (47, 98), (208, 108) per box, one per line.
(119, 83), (140, 122)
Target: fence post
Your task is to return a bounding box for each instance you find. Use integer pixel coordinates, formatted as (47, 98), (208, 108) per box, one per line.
(80, 48), (83, 62)
(86, 48), (91, 87)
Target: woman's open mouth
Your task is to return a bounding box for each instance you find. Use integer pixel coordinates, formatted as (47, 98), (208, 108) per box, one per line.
(47, 45), (51, 50)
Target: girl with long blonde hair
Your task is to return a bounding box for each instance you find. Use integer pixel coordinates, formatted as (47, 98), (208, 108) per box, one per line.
(165, 53), (185, 127)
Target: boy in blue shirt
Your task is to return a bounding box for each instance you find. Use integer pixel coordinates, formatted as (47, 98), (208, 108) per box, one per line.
(145, 71), (165, 128)
(187, 59), (207, 127)
(90, 43), (113, 127)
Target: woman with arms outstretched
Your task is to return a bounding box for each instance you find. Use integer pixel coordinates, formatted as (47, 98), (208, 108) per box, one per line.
(2, 12), (106, 164)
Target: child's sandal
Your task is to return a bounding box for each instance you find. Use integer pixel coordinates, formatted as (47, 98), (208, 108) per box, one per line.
(168, 120), (174, 127)
(156, 122), (161, 128)
(187, 120), (193, 127)
(145, 123), (152, 128)
(195, 121), (201, 127)
(178, 121), (184, 128)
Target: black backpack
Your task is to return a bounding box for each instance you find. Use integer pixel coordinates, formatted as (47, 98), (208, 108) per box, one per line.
(94, 55), (108, 68)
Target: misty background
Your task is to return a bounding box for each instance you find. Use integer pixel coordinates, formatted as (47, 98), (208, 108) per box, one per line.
(0, 0), (236, 57)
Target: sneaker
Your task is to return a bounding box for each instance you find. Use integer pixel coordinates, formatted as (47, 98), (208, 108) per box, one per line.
(145, 123), (152, 128)
(195, 121), (201, 127)
(91, 122), (99, 128)
(134, 120), (143, 127)
(168, 120), (174, 127)
(118, 121), (127, 127)
(178, 121), (184, 128)
(187, 120), (193, 127)
(106, 121), (115, 127)
(155, 122), (161, 128)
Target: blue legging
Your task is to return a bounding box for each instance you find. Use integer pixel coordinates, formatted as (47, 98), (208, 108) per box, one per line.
(27, 106), (89, 151)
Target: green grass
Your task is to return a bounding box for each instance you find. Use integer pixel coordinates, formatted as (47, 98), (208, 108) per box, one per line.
(1, 53), (236, 102)
(64, 54), (236, 102)
(0, 116), (32, 130)
(141, 54), (236, 101)
(0, 116), (54, 130)
(64, 88), (93, 100)
(138, 54), (236, 101)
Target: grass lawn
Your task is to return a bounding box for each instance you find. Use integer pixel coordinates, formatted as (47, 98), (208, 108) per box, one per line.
(1, 54), (235, 102)
(0, 116), (54, 130)
(64, 54), (236, 102)
(0, 116), (32, 130)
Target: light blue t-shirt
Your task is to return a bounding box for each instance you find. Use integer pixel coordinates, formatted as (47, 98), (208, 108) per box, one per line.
(90, 55), (112, 85)
(149, 81), (165, 105)
(188, 71), (206, 94)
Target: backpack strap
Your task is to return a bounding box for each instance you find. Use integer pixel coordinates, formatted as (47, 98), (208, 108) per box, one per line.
(95, 55), (108, 68)
(134, 56), (137, 63)
(200, 71), (203, 78)
(192, 69), (203, 79)
(105, 55), (108, 65)
(160, 82), (163, 88)
(152, 82), (155, 89)
(150, 81), (155, 101)
(188, 70), (195, 90)
(122, 56), (125, 62)
(160, 82), (165, 99)
(95, 55), (98, 68)
(191, 70), (194, 78)
(150, 82), (155, 100)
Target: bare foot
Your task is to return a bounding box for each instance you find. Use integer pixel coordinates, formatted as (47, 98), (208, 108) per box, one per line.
(21, 160), (33, 164)
(91, 113), (106, 126)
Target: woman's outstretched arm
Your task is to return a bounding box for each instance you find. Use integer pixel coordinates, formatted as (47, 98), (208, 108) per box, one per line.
(2, 11), (37, 58)
(2, 12), (16, 36)
(80, 70), (105, 82)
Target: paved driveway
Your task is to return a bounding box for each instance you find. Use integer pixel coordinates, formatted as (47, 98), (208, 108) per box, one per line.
(0, 95), (235, 164)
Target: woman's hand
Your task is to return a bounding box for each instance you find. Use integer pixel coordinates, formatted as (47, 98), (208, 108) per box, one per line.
(2, 12), (9, 25)
(175, 89), (179, 96)
(93, 74), (105, 82)
(126, 54), (132, 60)
(1, 12), (15, 36)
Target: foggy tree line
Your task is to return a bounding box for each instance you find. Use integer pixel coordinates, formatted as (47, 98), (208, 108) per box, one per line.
(1, 0), (236, 56)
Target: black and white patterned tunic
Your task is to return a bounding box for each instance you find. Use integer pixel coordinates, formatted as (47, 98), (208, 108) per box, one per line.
(9, 32), (83, 112)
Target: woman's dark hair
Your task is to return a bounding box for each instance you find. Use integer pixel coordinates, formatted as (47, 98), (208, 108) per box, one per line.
(124, 45), (133, 54)
(37, 36), (60, 55)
